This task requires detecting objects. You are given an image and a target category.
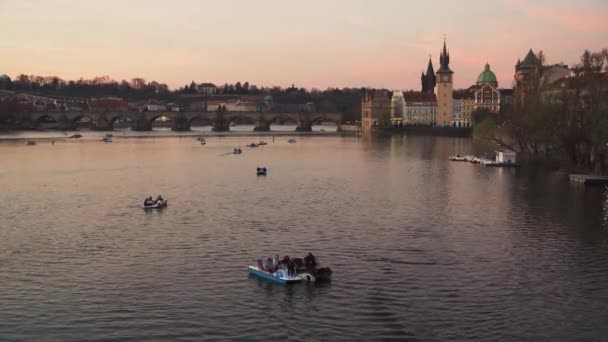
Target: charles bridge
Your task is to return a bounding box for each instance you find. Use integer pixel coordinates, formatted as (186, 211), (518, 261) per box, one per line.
(19, 109), (343, 132)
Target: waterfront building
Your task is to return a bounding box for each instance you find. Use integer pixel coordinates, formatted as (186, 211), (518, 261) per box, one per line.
(435, 39), (454, 127)
(473, 63), (501, 113)
(514, 49), (541, 108)
(462, 96), (475, 127)
(402, 91), (437, 125)
(452, 97), (463, 127)
(390, 91), (405, 123)
(421, 58), (436, 94)
(361, 89), (391, 131)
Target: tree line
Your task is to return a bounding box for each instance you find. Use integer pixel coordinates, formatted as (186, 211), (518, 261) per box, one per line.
(474, 48), (608, 174)
(1, 75), (364, 122)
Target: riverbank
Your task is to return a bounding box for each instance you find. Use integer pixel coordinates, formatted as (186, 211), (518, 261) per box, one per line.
(372, 126), (472, 137)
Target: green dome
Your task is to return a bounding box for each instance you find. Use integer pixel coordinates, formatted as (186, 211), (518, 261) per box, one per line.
(0, 74), (10, 80)
(477, 63), (497, 84)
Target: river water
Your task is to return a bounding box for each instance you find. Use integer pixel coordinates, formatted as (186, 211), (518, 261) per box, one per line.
(1, 134), (607, 341)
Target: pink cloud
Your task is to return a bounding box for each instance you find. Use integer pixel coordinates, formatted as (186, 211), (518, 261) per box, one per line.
(503, 0), (608, 32)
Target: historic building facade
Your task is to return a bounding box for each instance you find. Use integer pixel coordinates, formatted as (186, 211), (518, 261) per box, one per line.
(514, 49), (541, 108)
(361, 89), (391, 131)
(473, 63), (501, 113)
(402, 91), (437, 125)
(435, 40), (454, 127)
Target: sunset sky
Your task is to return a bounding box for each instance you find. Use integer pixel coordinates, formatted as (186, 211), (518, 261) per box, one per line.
(1, 0), (606, 90)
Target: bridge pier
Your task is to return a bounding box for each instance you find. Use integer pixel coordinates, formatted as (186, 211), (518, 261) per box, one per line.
(295, 112), (312, 132)
(172, 114), (190, 131)
(132, 115), (152, 131)
(212, 119), (230, 132)
(253, 119), (270, 132)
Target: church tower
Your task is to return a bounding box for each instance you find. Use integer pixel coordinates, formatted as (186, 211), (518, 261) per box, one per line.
(435, 38), (454, 126)
(421, 57), (436, 93)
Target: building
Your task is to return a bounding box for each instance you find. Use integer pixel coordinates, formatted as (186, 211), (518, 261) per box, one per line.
(500, 88), (514, 108)
(196, 83), (217, 95)
(435, 39), (454, 126)
(421, 58), (436, 93)
(402, 91), (437, 125)
(473, 63), (501, 113)
(514, 49), (541, 108)
(0, 74), (12, 90)
(361, 89), (391, 131)
(390, 91), (405, 123)
(452, 97), (463, 127)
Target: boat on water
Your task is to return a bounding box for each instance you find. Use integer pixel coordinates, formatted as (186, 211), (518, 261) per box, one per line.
(449, 155), (467, 161)
(258, 141), (268, 146)
(249, 254), (332, 285)
(143, 199), (167, 209)
(288, 139), (296, 143)
(232, 148), (242, 154)
(68, 134), (82, 139)
(26, 140), (37, 146)
(100, 137), (112, 143)
(200, 138), (206, 145)
(247, 143), (258, 148)
(256, 167), (267, 176)
(248, 265), (302, 284)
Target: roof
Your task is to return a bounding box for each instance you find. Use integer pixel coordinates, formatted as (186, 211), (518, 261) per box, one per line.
(518, 49), (538, 69)
(477, 63), (497, 84)
(402, 91), (437, 102)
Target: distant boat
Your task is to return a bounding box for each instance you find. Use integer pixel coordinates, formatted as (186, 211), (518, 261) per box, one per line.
(232, 148), (242, 154)
(200, 138), (206, 145)
(68, 134), (82, 139)
(288, 139), (296, 143)
(143, 199), (168, 209)
(256, 167), (268, 176)
(258, 141), (268, 146)
(247, 143), (258, 148)
(26, 140), (37, 146)
(100, 137), (112, 143)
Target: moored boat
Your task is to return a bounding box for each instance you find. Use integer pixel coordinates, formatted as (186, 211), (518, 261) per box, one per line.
(248, 265), (302, 284)
(100, 137), (112, 143)
(247, 143), (258, 148)
(288, 139), (296, 143)
(26, 140), (37, 146)
(449, 155), (467, 161)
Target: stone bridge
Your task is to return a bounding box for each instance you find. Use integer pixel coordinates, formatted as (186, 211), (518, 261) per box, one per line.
(20, 110), (343, 132)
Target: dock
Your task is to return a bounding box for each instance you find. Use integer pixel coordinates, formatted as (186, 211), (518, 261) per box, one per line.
(569, 174), (608, 186)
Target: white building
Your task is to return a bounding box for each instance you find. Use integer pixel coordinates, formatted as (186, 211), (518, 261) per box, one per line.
(452, 98), (463, 127)
(402, 91), (437, 125)
(196, 83), (217, 95)
(496, 150), (516, 164)
(390, 91), (405, 121)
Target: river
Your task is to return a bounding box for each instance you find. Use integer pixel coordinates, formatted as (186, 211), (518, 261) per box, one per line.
(1, 134), (607, 341)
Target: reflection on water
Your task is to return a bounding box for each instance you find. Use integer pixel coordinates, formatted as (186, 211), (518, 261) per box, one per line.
(0, 135), (607, 341)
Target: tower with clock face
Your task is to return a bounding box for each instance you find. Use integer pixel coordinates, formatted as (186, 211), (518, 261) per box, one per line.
(435, 39), (454, 127)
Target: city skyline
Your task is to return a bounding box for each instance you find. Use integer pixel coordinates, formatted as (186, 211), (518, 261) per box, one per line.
(1, 0), (606, 90)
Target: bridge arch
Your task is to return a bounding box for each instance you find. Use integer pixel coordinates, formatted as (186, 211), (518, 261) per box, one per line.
(310, 114), (342, 132)
(188, 115), (213, 131)
(36, 114), (59, 129)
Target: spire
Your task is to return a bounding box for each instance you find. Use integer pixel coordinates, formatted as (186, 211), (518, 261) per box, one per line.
(426, 56), (434, 76)
(438, 36), (453, 73)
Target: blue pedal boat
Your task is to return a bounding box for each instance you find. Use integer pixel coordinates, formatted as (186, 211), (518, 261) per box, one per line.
(248, 265), (302, 284)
